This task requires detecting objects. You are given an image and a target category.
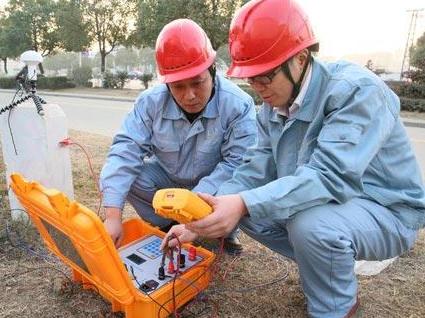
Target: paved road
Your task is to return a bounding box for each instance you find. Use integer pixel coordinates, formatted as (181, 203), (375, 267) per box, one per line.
(1, 90), (425, 176)
(0, 90), (134, 137)
(407, 127), (425, 177)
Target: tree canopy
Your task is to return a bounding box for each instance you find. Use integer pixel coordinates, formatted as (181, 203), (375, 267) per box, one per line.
(134, 0), (243, 50)
(56, 0), (91, 52)
(5, 0), (61, 56)
(84, 0), (135, 73)
(409, 32), (425, 84)
(0, 0), (246, 76)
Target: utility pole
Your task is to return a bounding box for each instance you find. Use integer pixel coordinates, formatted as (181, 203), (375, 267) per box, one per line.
(400, 9), (424, 80)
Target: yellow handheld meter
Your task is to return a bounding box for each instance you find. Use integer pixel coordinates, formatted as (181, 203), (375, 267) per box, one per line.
(153, 189), (212, 224)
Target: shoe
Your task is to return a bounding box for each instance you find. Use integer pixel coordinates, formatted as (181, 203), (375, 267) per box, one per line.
(223, 237), (243, 255)
(344, 296), (361, 318)
(192, 237), (243, 255)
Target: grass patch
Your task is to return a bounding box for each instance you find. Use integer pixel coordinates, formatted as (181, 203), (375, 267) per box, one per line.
(0, 129), (424, 317)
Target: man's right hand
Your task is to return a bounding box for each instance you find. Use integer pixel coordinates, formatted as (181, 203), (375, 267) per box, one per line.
(104, 207), (123, 247)
(160, 224), (199, 250)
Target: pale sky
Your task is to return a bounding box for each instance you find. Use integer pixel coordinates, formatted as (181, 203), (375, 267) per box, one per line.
(297, 0), (425, 57)
(0, 0), (424, 58)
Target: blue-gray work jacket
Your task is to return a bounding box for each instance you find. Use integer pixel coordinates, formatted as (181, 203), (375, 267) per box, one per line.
(100, 75), (257, 209)
(218, 59), (425, 230)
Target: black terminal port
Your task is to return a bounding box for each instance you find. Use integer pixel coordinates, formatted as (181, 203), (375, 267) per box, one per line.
(158, 266), (165, 280)
(178, 254), (186, 268)
(139, 283), (151, 292)
(139, 280), (159, 293)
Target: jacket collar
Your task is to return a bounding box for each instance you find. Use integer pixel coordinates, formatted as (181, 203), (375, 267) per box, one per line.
(269, 58), (329, 124)
(294, 58), (328, 122)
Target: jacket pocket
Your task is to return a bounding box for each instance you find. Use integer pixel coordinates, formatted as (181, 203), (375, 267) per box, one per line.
(195, 137), (222, 171)
(153, 139), (180, 174)
(318, 124), (362, 145)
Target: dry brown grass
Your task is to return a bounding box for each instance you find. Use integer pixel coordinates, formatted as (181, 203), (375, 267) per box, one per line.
(1, 129), (424, 318)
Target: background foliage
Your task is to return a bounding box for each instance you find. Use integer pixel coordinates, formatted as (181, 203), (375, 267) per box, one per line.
(0, 0), (423, 103)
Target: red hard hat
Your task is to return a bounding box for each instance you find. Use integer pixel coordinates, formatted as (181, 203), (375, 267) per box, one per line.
(155, 19), (216, 83)
(227, 0), (318, 78)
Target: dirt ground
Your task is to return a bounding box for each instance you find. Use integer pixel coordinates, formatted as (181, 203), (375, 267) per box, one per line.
(1, 129), (425, 318)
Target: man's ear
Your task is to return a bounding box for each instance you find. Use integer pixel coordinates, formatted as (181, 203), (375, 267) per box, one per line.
(295, 49), (309, 68)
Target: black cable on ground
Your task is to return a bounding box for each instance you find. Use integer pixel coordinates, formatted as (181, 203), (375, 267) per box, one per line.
(3, 209), (57, 262)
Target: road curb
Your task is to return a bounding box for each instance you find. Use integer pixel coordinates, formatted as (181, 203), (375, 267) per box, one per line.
(404, 121), (425, 128)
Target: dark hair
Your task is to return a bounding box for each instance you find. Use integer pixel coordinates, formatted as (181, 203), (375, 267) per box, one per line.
(208, 63), (216, 79)
(309, 43), (320, 54)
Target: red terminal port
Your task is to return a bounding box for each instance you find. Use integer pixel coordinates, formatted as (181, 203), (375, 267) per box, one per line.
(188, 246), (196, 261)
(167, 260), (175, 274)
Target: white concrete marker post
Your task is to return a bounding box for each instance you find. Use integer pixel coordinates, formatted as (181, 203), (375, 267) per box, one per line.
(0, 102), (74, 220)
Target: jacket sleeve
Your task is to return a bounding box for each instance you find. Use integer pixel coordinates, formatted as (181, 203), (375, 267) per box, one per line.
(217, 105), (278, 195)
(192, 99), (257, 194)
(99, 98), (154, 209)
(239, 82), (397, 221)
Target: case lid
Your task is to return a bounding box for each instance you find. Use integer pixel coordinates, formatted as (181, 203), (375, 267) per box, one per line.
(10, 173), (135, 304)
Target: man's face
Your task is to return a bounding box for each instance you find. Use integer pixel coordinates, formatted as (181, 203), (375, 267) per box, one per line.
(248, 67), (294, 108)
(246, 51), (307, 108)
(168, 70), (213, 113)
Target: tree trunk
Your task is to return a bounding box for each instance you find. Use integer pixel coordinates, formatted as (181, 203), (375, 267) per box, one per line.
(101, 52), (106, 74)
(2, 58), (7, 74)
(38, 63), (45, 75)
(100, 52), (106, 88)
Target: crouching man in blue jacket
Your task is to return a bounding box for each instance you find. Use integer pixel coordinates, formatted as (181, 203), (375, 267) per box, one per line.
(100, 19), (257, 255)
(162, 1), (425, 317)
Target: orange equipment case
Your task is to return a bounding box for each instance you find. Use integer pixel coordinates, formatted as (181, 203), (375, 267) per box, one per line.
(10, 173), (215, 318)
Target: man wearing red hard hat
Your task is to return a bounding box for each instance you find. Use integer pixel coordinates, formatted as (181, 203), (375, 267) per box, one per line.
(100, 19), (257, 255)
(163, 1), (425, 317)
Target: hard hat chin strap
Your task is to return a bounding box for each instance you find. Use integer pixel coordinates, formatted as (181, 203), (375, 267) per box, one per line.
(281, 53), (312, 104)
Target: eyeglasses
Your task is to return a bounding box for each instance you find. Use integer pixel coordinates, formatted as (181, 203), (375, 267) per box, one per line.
(246, 66), (282, 85)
